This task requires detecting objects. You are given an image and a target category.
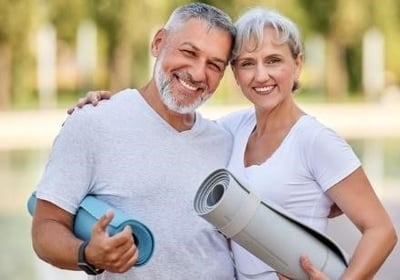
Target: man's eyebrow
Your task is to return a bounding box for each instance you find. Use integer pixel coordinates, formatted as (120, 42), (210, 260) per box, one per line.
(181, 42), (228, 65)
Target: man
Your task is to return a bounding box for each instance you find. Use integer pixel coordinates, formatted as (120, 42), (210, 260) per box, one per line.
(31, 3), (236, 279)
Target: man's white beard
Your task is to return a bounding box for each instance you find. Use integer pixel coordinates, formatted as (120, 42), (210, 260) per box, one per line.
(154, 58), (211, 114)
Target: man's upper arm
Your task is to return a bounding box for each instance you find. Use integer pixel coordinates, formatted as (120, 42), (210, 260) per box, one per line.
(32, 199), (75, 235)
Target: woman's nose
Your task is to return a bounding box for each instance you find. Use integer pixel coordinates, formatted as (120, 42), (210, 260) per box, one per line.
(254, 64), (270, 82)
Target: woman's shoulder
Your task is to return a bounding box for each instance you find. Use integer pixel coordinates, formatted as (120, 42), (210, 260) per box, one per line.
(216, 107), (254, 133)
(295, 115), (333, 138)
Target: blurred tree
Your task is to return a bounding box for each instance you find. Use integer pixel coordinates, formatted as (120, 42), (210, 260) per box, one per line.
(298, 0), (344, 100)
(0, 0), (38, 109)
(44, 0), (91, 96)
(46, 0), (89, 44)
(94, 0), (161, 91)
(1, 0), (400, 108)
(372, 0), (400, 86)
(298, 0), (390, 100)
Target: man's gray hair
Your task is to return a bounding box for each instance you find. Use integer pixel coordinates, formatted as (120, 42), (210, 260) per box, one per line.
(164, 3), (236, 41)
(231, 7), (303, 63)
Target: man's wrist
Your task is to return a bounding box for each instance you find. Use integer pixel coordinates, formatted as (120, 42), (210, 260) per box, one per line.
(77, 241), (104, 275)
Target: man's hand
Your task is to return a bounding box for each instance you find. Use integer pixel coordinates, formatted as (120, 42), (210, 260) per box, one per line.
(85, 210), (138, 273)
(67, 90), (112, 114)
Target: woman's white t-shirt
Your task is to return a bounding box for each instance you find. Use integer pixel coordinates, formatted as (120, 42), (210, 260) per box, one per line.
(217, 108), (361, 280)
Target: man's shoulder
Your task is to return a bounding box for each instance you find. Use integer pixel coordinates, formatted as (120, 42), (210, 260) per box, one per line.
(88, 88), (140, 111)
(110, 88), (139, 101)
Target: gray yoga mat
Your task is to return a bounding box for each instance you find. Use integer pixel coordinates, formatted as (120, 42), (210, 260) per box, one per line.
(193, 168), (349, 280)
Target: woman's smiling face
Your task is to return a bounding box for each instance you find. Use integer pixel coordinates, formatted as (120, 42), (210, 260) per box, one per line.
(232, 26), (303, 110)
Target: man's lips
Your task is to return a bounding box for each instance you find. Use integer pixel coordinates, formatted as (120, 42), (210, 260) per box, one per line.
(178, 77), (199, 91)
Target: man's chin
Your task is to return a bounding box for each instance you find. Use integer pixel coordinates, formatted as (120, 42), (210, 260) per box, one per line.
(169, 105), (197, 115)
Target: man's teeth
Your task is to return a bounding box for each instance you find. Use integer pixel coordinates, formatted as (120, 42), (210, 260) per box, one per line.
(179, 78), (197, 91)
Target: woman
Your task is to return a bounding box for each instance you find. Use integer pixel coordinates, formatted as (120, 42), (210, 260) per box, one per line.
(70, 7), (397, 280)
(217, 7), (396, 280)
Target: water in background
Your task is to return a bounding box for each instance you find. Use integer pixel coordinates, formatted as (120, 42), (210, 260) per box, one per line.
(1, 138), (399, 279)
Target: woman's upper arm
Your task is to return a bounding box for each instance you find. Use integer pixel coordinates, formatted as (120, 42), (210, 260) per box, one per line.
(326, 167), (391, 232)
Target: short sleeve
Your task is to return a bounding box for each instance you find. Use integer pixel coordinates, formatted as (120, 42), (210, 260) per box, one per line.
(308, 127), (361, 191)
(35, 109), (96, 214)
(216, 108), (253, 135)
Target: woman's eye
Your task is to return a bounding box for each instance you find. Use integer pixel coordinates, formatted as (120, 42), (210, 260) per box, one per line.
(267, 58), (281, 64)
(240, 61), (253, 67)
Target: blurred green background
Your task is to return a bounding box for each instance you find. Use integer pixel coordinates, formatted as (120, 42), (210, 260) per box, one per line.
(0, 0), (399, 279)
(1, 0), (400, 109)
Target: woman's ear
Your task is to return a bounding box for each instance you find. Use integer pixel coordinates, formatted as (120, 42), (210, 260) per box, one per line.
(151, 28), (167, 57)
(294, 53), (304, 80)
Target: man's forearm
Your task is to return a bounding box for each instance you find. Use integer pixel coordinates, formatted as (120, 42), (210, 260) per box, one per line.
(32, 218), (82, 270)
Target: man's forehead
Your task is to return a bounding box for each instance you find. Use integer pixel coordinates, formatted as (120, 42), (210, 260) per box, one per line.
(168, 19), (232, 59)
(170, 18), (229, 37)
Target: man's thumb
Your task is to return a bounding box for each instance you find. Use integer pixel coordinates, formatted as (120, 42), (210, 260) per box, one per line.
(93, 209), (114, 235)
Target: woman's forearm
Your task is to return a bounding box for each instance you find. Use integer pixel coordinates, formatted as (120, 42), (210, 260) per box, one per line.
(342, 224), (397, 279)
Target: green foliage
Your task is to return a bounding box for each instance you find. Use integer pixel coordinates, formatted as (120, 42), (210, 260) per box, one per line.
(297, 0), (337, 33)
(0, 0), (37, 43)
(1, 0), (400, 108)
(0, 0), (38, 109)
(45, 0), (89, 43)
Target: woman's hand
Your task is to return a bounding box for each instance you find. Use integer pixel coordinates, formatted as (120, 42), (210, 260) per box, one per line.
(328, 203), (343, 218)
(299, 255), (330, 280)
(277, 255), (330, 280)
(67, 90), (112, 114)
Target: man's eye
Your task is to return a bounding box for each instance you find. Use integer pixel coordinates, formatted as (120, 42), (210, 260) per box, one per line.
(209, 63), (223, 72)
(182, 49), (195, 56)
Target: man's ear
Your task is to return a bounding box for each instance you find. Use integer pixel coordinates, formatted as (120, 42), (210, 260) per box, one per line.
(151, 28), (167, 57)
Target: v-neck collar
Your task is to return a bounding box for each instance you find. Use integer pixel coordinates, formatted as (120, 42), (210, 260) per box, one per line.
(243, 114), (309, 169)
(132, 89), (204, 137)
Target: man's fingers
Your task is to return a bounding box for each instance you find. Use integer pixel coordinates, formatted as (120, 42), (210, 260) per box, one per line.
(111, 225), (135, 248)
(100, 226), (137, 273)
(111, 239), (139, 273)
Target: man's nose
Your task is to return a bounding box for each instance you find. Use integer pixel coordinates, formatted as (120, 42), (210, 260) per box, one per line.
(190, 61), (207, 82)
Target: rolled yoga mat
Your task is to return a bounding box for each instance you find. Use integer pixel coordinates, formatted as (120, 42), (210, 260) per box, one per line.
(193, 168), (349, 280)
(27, 192), (154, 266)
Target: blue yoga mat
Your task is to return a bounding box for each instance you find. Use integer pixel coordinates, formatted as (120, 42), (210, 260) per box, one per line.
(27, 192), (154, 266)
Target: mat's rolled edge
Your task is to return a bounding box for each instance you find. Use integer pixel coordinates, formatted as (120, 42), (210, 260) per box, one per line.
(193, 169), (349, 273)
